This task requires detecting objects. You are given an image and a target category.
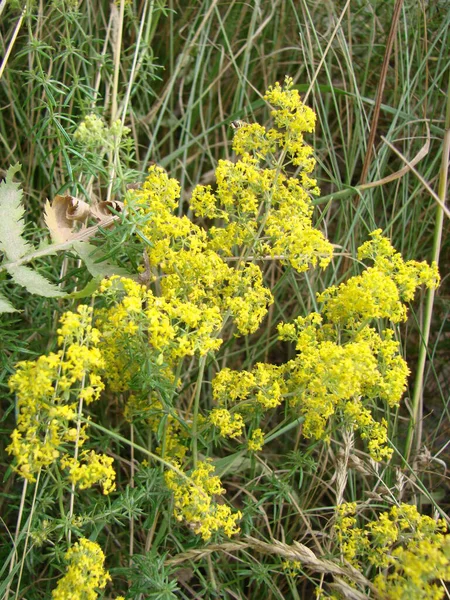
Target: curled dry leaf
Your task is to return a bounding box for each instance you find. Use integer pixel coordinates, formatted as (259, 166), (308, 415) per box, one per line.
(45, 195), (125, 243)
(67, 196), (91, 221)
(44, 194), (90, 243)
(90, 200), (124, 221)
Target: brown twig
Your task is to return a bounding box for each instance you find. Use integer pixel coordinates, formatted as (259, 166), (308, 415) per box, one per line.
(359, 0), (404, 186)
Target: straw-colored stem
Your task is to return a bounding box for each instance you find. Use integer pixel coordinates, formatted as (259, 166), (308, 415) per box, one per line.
(405, 76), (450, 462)
(14, 471), (41, 600)
(4, 479), (28, 600)
(107, 0), (125, 202)
(0, 8), (26, 81)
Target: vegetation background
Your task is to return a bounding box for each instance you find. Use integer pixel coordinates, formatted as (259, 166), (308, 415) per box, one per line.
(0, 0), (449, 598)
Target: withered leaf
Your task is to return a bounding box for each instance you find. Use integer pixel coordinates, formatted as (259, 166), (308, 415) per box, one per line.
(45, 195), (124, 243)
(44, 194), (90, 243)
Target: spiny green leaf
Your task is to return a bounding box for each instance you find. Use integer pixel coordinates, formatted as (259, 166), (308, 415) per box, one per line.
(6, 265), (65, 297)
(0, 292), (17, 313)
(0, 164), (34, 262)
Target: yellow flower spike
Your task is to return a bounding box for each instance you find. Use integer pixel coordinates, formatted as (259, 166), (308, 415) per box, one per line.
(264, 76), (317, 166)
(52, 538), (111, 600)
(7, 303), (106, 483)
(248, 428), (265, 452)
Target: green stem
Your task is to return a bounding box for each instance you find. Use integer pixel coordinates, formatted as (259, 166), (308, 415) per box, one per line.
(404, 76), (450, 462)
(191, 355), (207, 469)
(85, 418), (193, 484)
(106, 0), (125, 202)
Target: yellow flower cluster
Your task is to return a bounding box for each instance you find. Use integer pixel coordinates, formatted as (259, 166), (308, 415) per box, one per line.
(213, 363), (285, 411)
(264, 77), (317, 169)
(103, 158), (275, 384)
(282, 560), (303, 577)
(214, 230), (437, 462)
(319, 229), (439, 327)
(7, 306), (108, 482)
(96, 275), (225, 391)
(248, 428), (265, 452)
(279, 321), (409, 460)
(335, 503), (450, 599)
(7, 306), (115, 492)
(209, 408), (245, 439)
(61, 450), (116, 495)
(208, 363), (283, 453)
(52, 538), (111, 600)
(191, 77), (333, 273)
(165, 462), (242, 541)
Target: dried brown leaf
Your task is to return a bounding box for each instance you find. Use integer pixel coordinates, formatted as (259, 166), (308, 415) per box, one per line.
(66, 196), (91, 221)
(90, 200), (125, 221)
(45, 194), (122, 243)
(44, 196), (74, 243)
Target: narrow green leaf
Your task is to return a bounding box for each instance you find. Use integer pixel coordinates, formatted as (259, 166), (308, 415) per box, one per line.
(6, 265), (65, 297)
(73, 241), (131, 278)
(67, 276), (102, 299)
(213, 451), (250, 478)
(0, 292), (17, 313)
(0, 164), (34, 261)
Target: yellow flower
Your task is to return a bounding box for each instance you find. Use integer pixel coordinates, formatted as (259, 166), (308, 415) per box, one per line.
(7, 306), (106, 482)
(209, 408), (245, 439)
(61, 450), (116, 495)
(248, 428), (265, 452)
(335, 503), (450, 598)
(165, 462), (241, 541)
(52, 538), (111, 600)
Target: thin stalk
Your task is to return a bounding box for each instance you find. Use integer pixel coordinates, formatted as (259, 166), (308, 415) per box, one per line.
(4, 479), (28, 600)
(120, 0), (149, 128)
(14, 471), (41, 600)
(111, 0), (125, 123)
(67, 390), (85, 545)
(191, 355), (207, 469)
(206, 555), (218, 593)
(0, 0), (9, 17)
(358, 0), (404, 185)
(303, 0), (352, 104)
(107, 0), (125, 202)
(129, 422), (134, 565)
(0, 8), (26, 80)
(86, 418), (199, 484)
(404, 75), (450, 462)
